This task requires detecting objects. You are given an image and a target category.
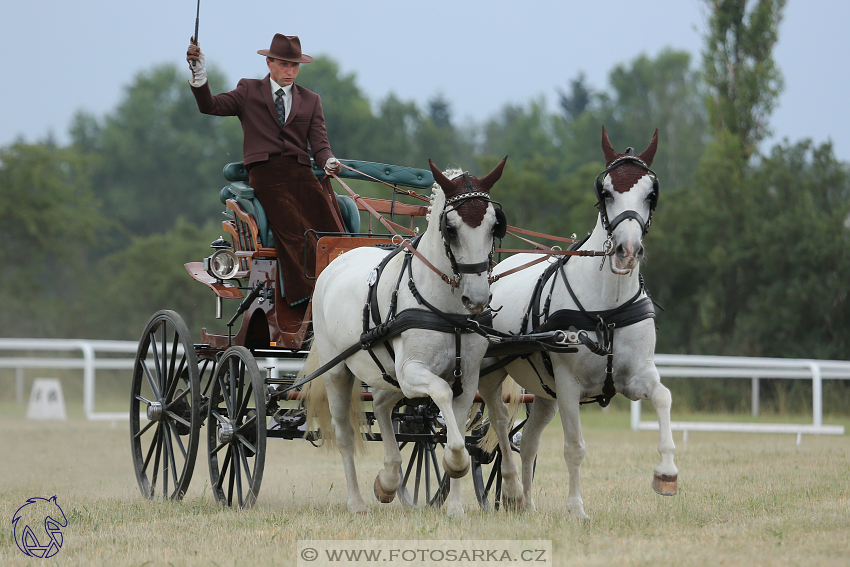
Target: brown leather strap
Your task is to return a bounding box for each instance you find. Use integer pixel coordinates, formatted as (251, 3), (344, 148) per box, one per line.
(400, 239), (458, 288)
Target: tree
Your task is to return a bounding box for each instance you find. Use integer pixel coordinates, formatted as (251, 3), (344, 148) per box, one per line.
(74, 64), (242, 241)
(601, 49), (708, 190)
(557, 72), (593, 122)
(0, 142), (109, 336)
(702, 0), (786, 160)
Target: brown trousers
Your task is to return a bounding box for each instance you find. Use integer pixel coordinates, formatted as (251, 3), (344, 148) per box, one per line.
(249, 156), (342, 305)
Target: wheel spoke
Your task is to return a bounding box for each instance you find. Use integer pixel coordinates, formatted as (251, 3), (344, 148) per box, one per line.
(169, 422), (188, 459)
(413, 444), (424, 505)
(136, 394), (154, 405)
(234, 445), (244, 506)
(151, 422), (164, 498)
(164, 355), (188, 403)
(218, 371), (233, 415)
(236, 412), (257, 434)
(134, 418), (156, 439)
(165, 410), (191, 430)
(217, 446), (232, 491)
(141, 425), (161, 476)
(200, 359), (216, 396)
(228, 357), (239, 416)
(234, 383), (253, 423)
(226, 448), (236, 506)
(141, 359), (161, 401)
(238, 444), (254, 487)
(163, 422), (175, 497)
(235, 434), (257, 456)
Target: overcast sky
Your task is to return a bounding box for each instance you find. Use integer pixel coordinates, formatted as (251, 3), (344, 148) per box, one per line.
(3, 0), (848, 161)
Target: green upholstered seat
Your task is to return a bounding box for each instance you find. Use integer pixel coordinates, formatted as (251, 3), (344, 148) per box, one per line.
(220, 181), (274, 248)
(336, 194), (360, 234)
(310, 159), (434, 190)
(221, 159), (435, 190)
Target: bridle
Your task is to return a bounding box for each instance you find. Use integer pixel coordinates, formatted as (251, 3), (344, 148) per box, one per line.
(432, 172), (507, 288)
(594, 151), (660, 238)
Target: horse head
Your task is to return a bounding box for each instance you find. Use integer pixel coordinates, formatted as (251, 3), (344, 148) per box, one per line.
(427, 157), (508, 313)
(596, 127), (659, 274)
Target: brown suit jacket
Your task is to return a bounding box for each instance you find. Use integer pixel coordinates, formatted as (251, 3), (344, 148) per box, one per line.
(191, 75), (334, 168)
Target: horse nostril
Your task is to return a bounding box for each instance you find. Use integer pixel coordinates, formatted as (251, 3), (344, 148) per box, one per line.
(615, 243), (626, 257)
(637, 245), (645, 258)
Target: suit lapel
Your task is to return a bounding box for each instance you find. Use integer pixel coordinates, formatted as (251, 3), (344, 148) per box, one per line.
(286, 85), (303, 126)
(260, 75), (280, 127)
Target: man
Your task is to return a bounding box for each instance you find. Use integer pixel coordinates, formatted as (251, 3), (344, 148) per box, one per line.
(186, 33), (343, 307)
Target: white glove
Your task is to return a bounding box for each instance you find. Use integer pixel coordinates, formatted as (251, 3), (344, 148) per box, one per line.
(324, 157), (341, 175)
(187, 42), (207, 87)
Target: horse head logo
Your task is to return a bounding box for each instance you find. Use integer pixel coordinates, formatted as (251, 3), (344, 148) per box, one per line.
(12, 496), (68, 558)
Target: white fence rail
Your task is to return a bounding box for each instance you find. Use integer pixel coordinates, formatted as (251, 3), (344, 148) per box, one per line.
(2, 340), (848, 436)
(0, 338), (301, 421)
(632, 354), (848, 443)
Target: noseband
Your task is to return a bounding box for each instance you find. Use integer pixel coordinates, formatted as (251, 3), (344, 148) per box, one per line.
(438, 172), (507, 286)
(594, 153), (660, 237)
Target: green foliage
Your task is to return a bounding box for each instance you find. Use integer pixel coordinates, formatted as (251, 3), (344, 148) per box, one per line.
(84, 218), (223, 340)
(0, 142), (110, 336)
(75, 64), (242, 242)
(702, 0), (786, 158)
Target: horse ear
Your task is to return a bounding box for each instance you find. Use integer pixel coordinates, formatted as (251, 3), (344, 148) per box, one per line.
(601, 126), (617, 166)
(639, 129), (659, 167)
(477, 156), (508, 192)
(429, 159), (457, 194)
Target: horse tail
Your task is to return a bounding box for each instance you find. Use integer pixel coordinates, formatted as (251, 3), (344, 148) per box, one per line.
(298, 347), (368, 454)
(478, 375), (524, 453)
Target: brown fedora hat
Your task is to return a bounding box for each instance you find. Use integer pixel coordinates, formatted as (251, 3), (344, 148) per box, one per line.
(257, 34), (313, 63)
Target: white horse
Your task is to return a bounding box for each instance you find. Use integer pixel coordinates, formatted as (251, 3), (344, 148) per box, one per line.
(478, 128), (678, 519)
(302, 158), (507, 517)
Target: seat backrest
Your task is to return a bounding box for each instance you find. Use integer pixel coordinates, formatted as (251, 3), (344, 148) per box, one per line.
(221, 159), (435, 190)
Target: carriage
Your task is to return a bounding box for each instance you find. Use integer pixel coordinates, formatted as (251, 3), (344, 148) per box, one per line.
(129, 157), (533, 510)
(129, 128), (678, 517)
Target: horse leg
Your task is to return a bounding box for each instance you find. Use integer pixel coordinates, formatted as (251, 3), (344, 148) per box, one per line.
(442, 380), (478, 518)
(554, 368), (590, 519)
(517, 394), (557, 513)
(372, 389), (405, 503)
(641, 363), (678, 495)
(324, 366), (369, 514)
(477, 370), (524, 511)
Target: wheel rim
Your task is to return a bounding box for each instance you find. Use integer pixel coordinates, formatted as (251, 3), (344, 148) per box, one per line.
(207, 346), (266, 509)
(130, 310), (201, 501)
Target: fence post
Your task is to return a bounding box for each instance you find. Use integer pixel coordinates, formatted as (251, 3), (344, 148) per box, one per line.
(809, 362), (822, 428)
(16, 367), (25, 404)
(751, 376), (759, 417)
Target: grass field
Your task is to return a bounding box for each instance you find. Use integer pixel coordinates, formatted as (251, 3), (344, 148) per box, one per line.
(1, 400), (848, 567)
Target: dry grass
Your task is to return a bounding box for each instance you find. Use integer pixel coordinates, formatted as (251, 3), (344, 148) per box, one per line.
(1, 402), (848, 567)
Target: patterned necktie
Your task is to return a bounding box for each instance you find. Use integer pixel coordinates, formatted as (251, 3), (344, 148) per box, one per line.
(274, 88), (286, 126)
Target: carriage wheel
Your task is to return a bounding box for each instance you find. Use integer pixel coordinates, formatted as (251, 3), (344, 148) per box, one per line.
(130, 310), (201, 501)
(207, 346), (266, 509)
(469, 416), (528, 511)
(396, 402), (450, 508)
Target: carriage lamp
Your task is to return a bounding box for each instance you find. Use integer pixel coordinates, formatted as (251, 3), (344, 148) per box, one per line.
(205, 249), (239, 281)
(204, 237), (239, 281)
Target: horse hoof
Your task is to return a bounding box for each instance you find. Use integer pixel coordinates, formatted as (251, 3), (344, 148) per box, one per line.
(652, 473), (678, 496)
(442, 457), (470, 479)
(501, 494), (524, 512)
(373, 475), (396, 503)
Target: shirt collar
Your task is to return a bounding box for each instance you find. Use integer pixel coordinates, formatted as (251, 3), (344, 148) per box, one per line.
(271, 78), (293, 97)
